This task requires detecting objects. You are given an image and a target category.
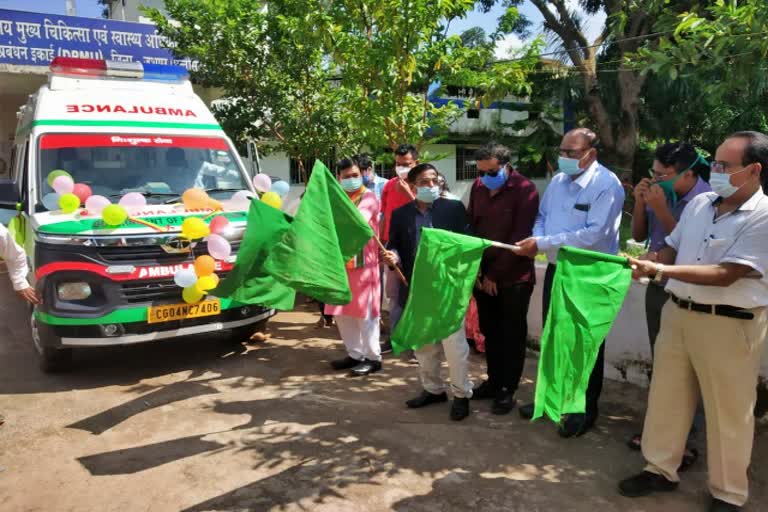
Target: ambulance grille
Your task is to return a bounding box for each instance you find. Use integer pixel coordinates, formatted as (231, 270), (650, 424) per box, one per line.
(98, 241), (240, 264)
(120, 272), (231, 304)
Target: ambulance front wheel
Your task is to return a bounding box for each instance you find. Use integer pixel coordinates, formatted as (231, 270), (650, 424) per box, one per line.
(30, 310), (72, 373)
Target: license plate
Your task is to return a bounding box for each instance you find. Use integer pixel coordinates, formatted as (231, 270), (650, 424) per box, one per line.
(147, 300), (221, 324)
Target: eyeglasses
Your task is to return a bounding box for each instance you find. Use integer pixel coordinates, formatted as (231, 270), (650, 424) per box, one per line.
(559, 147), (590, 159)
(649, 169), (677, 181)
(710, 161), (741, 174)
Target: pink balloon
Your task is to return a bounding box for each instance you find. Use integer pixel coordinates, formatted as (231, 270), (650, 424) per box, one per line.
(229, 190), (253, 211)
(253, 173), (272, 193)
(72, 183), (92, 204)
(207, 234), (232, 260)
(119, 192), (147, 209)
(209, 215), (230, 235)
(85, 195), (111, 214)
(52, 175), (75, 195)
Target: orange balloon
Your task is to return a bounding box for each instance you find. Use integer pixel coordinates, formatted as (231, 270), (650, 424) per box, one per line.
(194, 255), (216, 276)
(182, 188), (222, 211)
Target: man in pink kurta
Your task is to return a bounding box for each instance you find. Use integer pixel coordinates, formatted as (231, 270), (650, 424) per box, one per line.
(326, 158), (382, 376)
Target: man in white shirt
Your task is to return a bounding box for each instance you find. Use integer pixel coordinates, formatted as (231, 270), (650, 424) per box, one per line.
(0, 223), (39, 305)
(516, 127), (625, 437)
(619, 131), (768, 512)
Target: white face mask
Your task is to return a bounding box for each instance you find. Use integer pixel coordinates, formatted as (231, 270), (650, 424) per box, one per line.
(710, 167), (751, 198)
(395, 166), (411, 179)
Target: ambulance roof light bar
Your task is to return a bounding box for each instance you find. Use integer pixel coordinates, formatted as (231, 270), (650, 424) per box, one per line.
(50, 57), (189, 83)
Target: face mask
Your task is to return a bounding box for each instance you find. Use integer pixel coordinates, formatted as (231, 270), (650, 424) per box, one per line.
(656, 173), (684, 208)
(416, 186), (440, 203)
(480, 167), (507, 190)
(710, 167), (751, 199)
(395, 166), (411, 179)
(341, 177), (363, 192)
(558, 156), (583, 176)
(362, 174), (373, 186)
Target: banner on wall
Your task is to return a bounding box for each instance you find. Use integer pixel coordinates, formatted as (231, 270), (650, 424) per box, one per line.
(0, 8), (196, 70)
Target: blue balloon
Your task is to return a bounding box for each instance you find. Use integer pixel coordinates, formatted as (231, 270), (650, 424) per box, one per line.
(270, 180), (290, 198)
(42, 193), (61, 211)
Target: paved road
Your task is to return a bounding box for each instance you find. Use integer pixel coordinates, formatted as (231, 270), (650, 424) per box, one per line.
(0, 278), (766, 511)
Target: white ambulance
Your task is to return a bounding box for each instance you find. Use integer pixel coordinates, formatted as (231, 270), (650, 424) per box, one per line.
(0, 58), (274, 372)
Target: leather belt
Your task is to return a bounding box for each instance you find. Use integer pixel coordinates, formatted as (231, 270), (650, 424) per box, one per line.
(670, 295), (754, 320)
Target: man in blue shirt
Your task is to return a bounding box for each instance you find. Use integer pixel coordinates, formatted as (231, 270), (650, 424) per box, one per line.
(355, 153), (387, 202)
(516, 127), (625, 437)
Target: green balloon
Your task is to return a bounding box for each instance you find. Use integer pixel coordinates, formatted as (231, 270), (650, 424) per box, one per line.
(58, 193), (80, 214)
(47, 169), (72, 187)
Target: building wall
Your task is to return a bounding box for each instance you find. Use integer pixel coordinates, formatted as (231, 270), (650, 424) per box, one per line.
(107, 0), (166, 23)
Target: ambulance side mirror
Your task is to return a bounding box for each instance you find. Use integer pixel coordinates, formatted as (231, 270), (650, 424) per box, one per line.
(0, 179), (20, 210)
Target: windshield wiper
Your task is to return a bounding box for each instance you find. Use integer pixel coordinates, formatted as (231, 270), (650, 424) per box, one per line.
(203, 188), (247, 194)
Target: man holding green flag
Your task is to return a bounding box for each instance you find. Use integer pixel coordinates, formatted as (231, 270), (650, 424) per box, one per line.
(382, 163), (476, 421)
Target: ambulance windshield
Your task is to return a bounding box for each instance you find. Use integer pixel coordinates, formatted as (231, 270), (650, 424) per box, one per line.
(37, 134), (249, 207)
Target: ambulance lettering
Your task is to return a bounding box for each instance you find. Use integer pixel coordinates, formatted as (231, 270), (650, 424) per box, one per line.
(65, 104), (198, 117)
(136, 261), (230, 280)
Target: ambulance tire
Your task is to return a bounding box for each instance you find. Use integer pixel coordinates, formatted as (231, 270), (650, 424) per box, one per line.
(30, 309), (73, 373)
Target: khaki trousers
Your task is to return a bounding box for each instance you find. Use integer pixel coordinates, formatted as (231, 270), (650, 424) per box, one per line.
(642, 302), (768, 506)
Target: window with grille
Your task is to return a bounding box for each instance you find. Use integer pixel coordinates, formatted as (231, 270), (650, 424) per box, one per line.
(375, 161), (395, 180)
(455, 145), (480, 181)
(289, 155), (335, 184)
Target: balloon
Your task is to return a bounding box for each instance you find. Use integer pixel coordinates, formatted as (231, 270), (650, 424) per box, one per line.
(52, 175), (75, 195)
(181, 217), (210, 240)
(59, 193), (80, 214)
(119, 192), (147, 209)
(253, 173), (272, 193)
(270, 180), (290, 198)
(42, 193), (61, 211)
(182, 188), (223, 211)
(85, 195), (111, 214)
(47, 170), (72, 187)
(72, 183), (92, 204)
(229, 190), (253, 211)
(174, 268), (198, 288)
(102, 204), (128, 226)
(209, 215), (230, 235)
(207, 234), (232, 260)
(195, 274), (220, 293)
(261, 191), (282, 210)
(194, 255), (216, 276)
(182, 285), (204, 304)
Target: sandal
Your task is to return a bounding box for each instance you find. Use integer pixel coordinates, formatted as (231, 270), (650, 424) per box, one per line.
(626, 433), (642, 451)
(679, 447), (699, 472)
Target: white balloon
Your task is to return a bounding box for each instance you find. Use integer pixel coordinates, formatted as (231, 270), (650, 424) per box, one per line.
(174, 268), (198, 288)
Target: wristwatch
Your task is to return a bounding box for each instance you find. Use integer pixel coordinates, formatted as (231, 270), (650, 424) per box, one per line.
(653, 263), (665, 283)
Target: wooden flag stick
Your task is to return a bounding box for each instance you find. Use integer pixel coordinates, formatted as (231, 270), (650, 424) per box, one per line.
(373, 236), (409, 287)
(490, 241), (522, 253)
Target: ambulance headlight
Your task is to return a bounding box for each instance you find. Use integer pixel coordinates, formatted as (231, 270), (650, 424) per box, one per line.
(57, 282), (92, 301)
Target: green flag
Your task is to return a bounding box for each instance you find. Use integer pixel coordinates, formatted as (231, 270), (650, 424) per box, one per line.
(263, 161), (374, 305)
(212, 199), (296, 310)
(533, 246), (632, 423)
(391, 228), (491, 354)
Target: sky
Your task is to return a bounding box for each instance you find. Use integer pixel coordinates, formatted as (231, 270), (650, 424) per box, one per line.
(0, 0), (606, 59)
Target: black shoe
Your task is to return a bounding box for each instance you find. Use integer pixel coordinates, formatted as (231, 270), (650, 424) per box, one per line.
(406, 390), (448, 408)
(709, 498), (741, 511)
(558, 413), (596, 438)
(618, 471), (678, 498)
(380, 341), (393, 354)
(519, 402), (535, 420)
(331, 355), (361, 370)
(471, 380), (497, 400)
(450, 397), (470, 421)
(350, 359), (381, 377)
(491, 390), (516, 415)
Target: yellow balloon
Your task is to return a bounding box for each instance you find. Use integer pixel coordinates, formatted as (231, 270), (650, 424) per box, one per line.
(181, 217), (210, 240)
(102, 204), (128, 226)
(182, 285), (204, 304)
(195, 274), (219, 293)
(261, 191), (282, 210)
(58, 193), (80, 213)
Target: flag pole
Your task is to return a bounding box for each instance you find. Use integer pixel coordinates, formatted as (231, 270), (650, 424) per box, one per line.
(490, 241), (522, 253)
(373, 236), (409, 287)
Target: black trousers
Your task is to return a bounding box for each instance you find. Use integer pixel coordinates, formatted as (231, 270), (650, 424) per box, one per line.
(543, 264), (604, 418)
(474, 282), (533, 394)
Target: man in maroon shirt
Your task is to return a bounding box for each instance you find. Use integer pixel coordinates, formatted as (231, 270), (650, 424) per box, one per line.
(468, 143), (540, 414)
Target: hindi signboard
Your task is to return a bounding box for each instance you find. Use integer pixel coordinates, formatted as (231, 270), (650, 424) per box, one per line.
(0, 9), (195, 69)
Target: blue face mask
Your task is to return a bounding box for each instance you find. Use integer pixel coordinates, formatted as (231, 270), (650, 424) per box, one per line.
(341, 177), (363, 192)
(480, 167), (507, 190)
(558, 156), (583, 176)
(416, 186), (440, 203)
(362, 174), (373, 187)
